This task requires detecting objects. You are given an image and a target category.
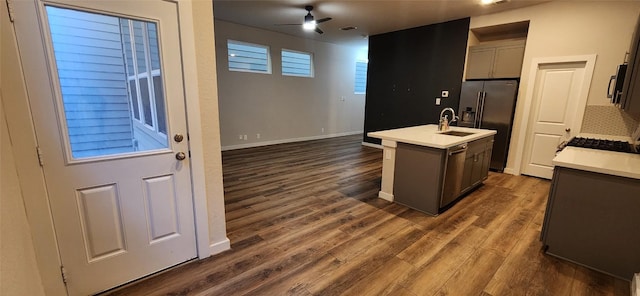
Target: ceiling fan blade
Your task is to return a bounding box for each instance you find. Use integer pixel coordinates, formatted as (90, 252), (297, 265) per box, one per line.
(315, 27), (324, 34)
(316, 17), (332, 24)
(274, 23), (303, 26)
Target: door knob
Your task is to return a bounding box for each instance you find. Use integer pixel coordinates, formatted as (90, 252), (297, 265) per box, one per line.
(174, 134), (184, 143)
(565, 128), (571, 132)
(175, 152), (186, 161)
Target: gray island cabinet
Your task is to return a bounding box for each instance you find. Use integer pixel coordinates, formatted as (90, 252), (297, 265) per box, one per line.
(541, 147), (640, 280)
(368, 125), (496, 215)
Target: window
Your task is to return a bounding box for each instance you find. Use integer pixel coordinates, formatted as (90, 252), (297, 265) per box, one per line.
(227, 40), (271, 74)
(355, 61), (368, 94)
(281, 49), (313, 77)
(120, 19), (168, 148)
(45, 6), (169, 159)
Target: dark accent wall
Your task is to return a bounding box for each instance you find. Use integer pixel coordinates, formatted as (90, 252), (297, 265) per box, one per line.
(363, 18), (470, 144)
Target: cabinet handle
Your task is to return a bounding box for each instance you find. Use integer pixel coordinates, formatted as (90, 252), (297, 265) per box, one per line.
(475, 92), (481, 128)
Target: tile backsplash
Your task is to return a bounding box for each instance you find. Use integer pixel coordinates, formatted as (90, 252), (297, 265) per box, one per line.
(581, 105), (640, 136)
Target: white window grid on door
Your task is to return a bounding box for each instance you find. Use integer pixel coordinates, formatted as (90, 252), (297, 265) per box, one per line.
(121, 20), (167, 141)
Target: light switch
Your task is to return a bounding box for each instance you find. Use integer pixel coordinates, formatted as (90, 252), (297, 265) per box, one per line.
(441, 90), (449, 98)
(436, 98), (441, 105)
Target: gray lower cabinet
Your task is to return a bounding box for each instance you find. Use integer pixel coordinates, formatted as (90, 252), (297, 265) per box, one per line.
(462, 136), (494, 194)
(393, 144), (445, 215)
(393, 136), (494, 215)
(541, 167), (640, 280)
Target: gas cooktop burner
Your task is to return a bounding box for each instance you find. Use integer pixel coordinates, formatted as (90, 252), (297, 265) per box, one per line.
(566, 137), (638, 154)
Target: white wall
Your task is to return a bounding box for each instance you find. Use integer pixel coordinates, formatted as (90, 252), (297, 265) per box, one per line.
(469, 1), (640, 172)
(192, 1), (229, 254)
(0, 100), (46, 296)
(214, 20), (366, 150)
(1, 4), (46, 294)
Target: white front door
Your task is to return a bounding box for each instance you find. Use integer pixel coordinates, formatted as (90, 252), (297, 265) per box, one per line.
(14, 1), (197, 295)
(521, 61), (589, 179)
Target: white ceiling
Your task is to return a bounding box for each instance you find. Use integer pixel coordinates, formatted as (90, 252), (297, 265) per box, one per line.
(212, 0), (550, 47)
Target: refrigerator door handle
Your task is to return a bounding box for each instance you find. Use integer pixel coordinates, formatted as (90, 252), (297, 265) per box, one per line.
(474, 91), (482, 128)
(607, 75), (616, 99)
(478, 91), (487, 128)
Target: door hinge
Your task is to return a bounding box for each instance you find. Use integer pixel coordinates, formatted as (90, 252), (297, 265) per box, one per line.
(60, 266), (68, 284)
(5, 0), (15, 22)
(36, 146), (44, 166)
(188, 150), (191, 158)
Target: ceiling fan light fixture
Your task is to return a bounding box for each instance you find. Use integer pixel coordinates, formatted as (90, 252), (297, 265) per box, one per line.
(303, 20), (316, 30)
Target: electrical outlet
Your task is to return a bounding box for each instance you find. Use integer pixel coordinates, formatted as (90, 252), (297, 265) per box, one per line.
(321, 128), (325, 133)
(441, 90), (449, 98)
(340, 96), (346, 101)
(257, 133), (261, 139)
(238, 135), (243, 140)
(435, 98), (441, 105)
(243, 135), (247, 140)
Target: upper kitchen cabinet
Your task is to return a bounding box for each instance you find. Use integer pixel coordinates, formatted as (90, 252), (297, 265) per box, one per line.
(466, 21), (529, 80)
(466, 40), (525, 79)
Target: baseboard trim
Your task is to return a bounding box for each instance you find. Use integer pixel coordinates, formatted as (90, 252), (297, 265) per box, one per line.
(378, 191), (394, 202)
(361, 141), (382, 149)
(503, 167), (517, 175)
(209, 238), (231, 255)
(221, 131), (363, 151)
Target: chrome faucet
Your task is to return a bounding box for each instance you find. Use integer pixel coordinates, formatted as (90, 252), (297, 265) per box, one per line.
(438, 107), (459, 131)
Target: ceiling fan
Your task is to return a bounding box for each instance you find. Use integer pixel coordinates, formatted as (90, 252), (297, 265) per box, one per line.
(276, 5), (332, 34)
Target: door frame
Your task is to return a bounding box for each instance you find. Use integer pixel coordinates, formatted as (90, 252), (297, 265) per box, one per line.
(511, 54), (596, 176)
(4, 1), (227, 294)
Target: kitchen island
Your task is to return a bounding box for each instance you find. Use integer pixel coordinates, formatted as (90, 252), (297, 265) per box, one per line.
(541, 145), (640, 280)
(368, 124), (496, 215)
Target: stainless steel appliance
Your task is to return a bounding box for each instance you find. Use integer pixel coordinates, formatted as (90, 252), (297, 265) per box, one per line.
(566, 137), (638, 154)
(441, 144), (467, 208)
(608, 64), (627, 104)
(458, 80), (518, 171)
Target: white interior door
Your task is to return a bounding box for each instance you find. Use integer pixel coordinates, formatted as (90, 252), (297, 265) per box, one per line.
(13, 1), (196, 295)
(521, 61), (588, 179)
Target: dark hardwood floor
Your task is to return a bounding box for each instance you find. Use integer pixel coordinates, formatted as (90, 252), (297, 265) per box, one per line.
(108, 134), (630, 296)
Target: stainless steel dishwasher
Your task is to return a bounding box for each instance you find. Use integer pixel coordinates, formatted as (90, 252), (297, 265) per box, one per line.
(440, 144), (467, 208)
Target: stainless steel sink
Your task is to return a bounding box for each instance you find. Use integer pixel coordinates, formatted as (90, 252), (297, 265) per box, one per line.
(439, 130), (475, 137)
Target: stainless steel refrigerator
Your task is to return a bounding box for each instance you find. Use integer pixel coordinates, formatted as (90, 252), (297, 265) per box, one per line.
(458, 80), (518, 172)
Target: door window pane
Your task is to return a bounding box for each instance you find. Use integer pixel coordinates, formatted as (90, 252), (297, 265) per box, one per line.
(139, 78), (153, 126)
(128, 80), (140, 120)
(153, 76), (166, 134)
(148, 23), (161, 71)
(120, 20), (135, 77)
(132, 21), (147, 74)
(45, 6), (170, 159)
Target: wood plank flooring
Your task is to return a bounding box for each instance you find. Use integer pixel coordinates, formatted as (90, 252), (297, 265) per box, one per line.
(107, 134), (630, 296)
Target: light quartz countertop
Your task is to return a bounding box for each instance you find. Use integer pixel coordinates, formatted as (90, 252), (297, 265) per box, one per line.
(553, 133), (640, 180)
(367, 124), (497, 149)
(553, 147), (640, 180)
